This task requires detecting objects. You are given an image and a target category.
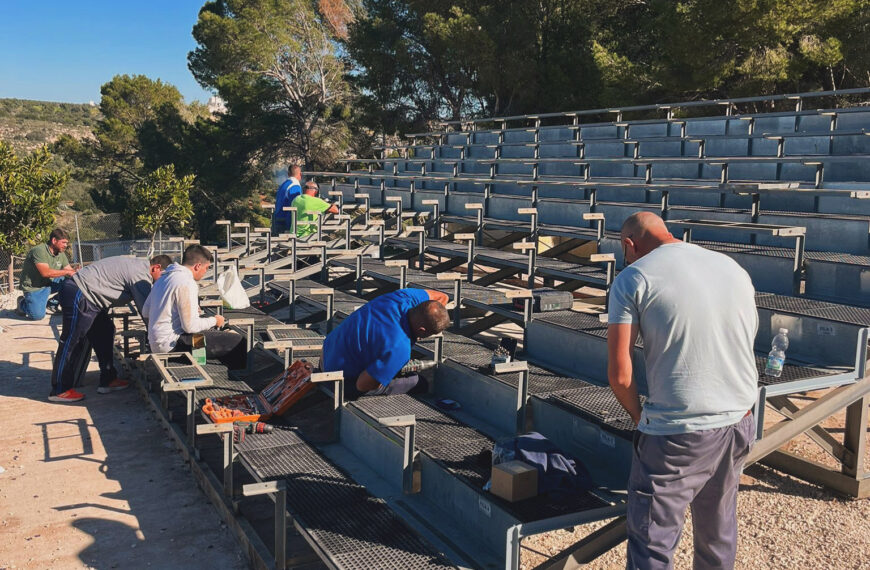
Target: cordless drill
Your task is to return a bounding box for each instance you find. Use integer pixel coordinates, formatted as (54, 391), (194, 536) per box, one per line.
(232, 421), (274, 443)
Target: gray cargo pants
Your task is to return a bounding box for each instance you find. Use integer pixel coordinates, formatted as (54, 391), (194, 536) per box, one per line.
(627, 412), (755, 570)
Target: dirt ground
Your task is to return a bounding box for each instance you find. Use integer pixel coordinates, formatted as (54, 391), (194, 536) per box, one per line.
(520, 393), (870, 570)
(0, 305), (248, 570)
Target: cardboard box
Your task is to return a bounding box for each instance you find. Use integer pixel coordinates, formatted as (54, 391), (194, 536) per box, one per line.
(491, 460), (538, 502)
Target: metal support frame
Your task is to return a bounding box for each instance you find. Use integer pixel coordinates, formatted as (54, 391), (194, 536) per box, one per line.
(216, 220), (232, 252)
(311, 370), (344, 442)
(749, 371), (870, 498)
(377, 415), (420, 494)
(407, 226), (427, 270)
(309, 288), (335, 333)
(355, 193), (371, 226)
(386, 196), (404, 236)
(465, 203), (485, 245)
(196, 422), (235, 498)
(438, 272), (463, 331)
(513, 241), (537, 289)
(494, 360), (530, 435)
(455, 233), (476, 282)
(242, 481), (287, 570)
(422, 199), (441, 239)
(385, 259), (408, 289)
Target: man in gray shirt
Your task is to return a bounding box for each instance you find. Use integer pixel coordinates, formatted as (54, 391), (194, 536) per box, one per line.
(49, 254), (172, 403)
(607, 212), (758, 569)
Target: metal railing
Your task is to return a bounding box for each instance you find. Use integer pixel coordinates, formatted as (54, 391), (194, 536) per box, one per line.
(437, 86), (870, 131)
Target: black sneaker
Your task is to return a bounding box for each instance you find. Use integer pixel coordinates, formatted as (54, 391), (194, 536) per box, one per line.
(14, 297), (28, 318)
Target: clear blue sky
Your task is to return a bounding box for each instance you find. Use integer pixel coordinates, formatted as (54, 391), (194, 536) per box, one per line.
(0, 0), (212, 104)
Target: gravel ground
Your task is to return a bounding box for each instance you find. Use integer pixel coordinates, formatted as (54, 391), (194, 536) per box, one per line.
(521, 389), (870, 569)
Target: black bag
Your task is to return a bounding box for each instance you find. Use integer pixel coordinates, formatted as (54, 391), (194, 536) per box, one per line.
(512, 288), (573, 313)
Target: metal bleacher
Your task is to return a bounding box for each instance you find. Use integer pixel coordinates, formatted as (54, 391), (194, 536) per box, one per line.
(118, 88), (870, 570)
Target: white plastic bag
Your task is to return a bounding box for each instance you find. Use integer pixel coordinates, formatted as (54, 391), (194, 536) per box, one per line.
(216, 266), (250, 309)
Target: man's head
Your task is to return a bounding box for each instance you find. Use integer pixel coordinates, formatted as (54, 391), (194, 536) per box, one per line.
(47, 228), (70, 255)
(407, 300), (450, 339)
(620, 212), (678, 264)
(181, 244), (214, 281)
(289, 164), (301, 179)
(149, 254), (172, 282)
(302, 181), (319, 196)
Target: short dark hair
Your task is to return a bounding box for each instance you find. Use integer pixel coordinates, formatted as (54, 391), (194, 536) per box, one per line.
(413, 300), (450, 334)
(181, 244), (213, 266)
(150, 255), (172, 269)
(289, 164), (301, 175)
(48, 228), (70, 243)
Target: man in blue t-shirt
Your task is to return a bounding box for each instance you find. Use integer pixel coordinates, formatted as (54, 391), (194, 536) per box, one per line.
(271, 164), (302, 235)
(322, 288), (450, 399)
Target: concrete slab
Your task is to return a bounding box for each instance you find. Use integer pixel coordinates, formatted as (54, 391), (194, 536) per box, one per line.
(0, 309), (248, 570)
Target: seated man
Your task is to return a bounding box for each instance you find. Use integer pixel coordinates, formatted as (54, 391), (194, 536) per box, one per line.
(291, 181), (339, 238)
(321, 288), (450, 399)
(142, 245), (246, 370)
(17, 228), (77, 320)
(49, 254), (173, 403)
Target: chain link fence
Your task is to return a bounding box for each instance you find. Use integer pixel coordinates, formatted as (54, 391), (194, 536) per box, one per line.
(0, 212), (185, 295)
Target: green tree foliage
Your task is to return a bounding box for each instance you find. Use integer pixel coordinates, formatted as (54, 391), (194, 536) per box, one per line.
(54, 75), (190, 215)
(188, 0), (352, 168)
(0, 142), (69, 255)
(585, 0), (870, 103)
(0, 99), (101, 127)
(127, 165), (195, 253)
(346, 0), (601, 131)
(347, 0), (870, 132)
(54, 74), (265, 242)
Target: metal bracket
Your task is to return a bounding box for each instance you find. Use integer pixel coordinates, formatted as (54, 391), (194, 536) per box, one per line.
(494, 360), (530, 434)
(377, 415), (419, 494)
(242, 481), (287, 570)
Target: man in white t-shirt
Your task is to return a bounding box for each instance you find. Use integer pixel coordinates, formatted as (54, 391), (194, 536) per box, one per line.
(607, 212), (758, 569)
(142, 245), (246, 369)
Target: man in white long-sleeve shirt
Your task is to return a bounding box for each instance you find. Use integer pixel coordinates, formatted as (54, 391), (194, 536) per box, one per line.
(142, 244), (246, 369)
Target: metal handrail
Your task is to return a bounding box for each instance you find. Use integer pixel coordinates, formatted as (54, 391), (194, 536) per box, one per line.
(439, 86), (870, 128)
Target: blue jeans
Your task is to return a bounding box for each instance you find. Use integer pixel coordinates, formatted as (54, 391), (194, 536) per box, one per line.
(20, 278), (65, 320)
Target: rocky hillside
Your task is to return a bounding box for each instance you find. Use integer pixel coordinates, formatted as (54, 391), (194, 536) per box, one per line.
(0, 98), (99, 153)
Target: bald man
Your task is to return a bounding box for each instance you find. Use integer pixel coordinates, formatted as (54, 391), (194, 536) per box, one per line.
(607, 212), (758, 569)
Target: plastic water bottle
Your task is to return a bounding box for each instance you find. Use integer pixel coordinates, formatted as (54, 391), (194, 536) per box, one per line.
(764, 328), (789, 377)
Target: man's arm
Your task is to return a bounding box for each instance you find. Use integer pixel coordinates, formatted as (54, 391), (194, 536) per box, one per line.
(35, 262), (75, 279)
(177, 283), (218, 333)
(355, 369), (382, 392)
(424, 289), (449, 307)
(607, 323), (642, 425)
(326, 203), (339, 214)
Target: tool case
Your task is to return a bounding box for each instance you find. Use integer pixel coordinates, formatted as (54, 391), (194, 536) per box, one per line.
(203, 359), (315, 423)
(512, 288), (574, 313)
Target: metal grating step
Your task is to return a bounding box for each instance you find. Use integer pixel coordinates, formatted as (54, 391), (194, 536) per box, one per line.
(535, 310), (609, 338)
(755, 356), (841, 386)
(242, 444), (339, 480)
(351, 394), (609, 522)
(236, 425), (305, 451)
(234, 426), (458, 568)
(549, 386), (641, 436)
(756, 292), (870, 326)
(267, 327), (324, 341)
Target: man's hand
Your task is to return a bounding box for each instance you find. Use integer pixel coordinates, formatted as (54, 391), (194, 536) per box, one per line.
(64, 267), (77, 276)
(607, 323), (643, 425)
(214, 314), (226, 328)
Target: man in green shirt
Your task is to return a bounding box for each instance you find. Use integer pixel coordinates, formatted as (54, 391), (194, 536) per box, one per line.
(291, 181), (338, 238)
(17, 228), (77, 320)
